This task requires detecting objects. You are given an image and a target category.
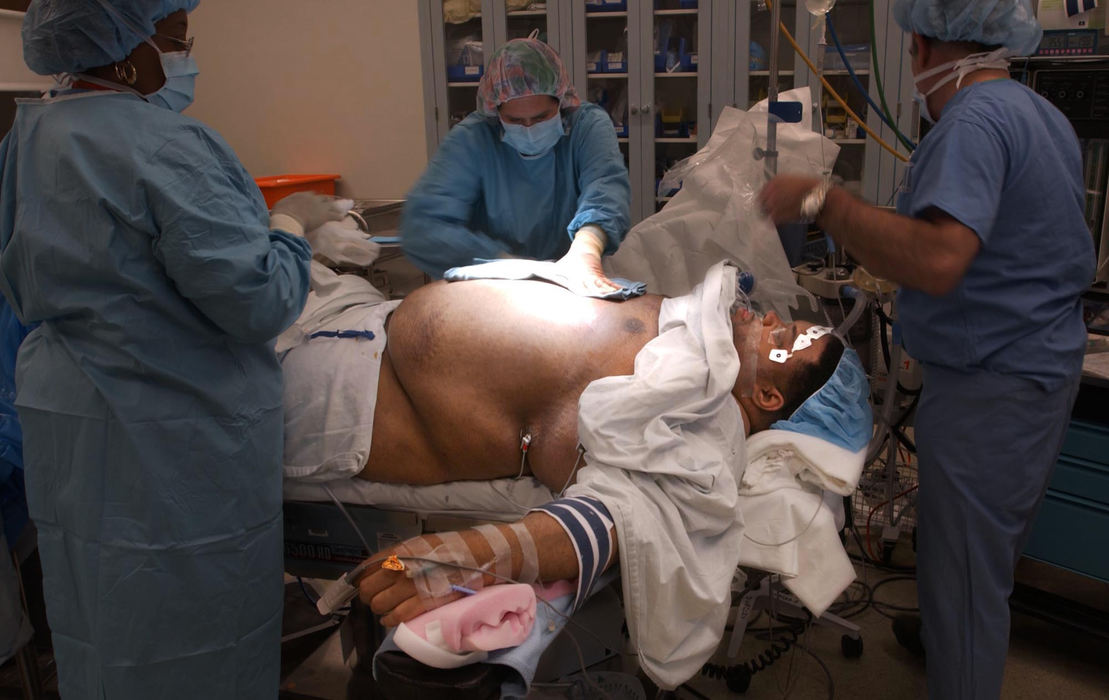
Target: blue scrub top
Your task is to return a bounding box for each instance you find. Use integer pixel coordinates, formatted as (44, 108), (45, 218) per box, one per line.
(896, 80), (1095, 389)
(401, 103), (631, 278)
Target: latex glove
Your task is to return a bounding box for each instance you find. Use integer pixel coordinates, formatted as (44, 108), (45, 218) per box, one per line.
(270, 192), (352, 236)
(554, 225), (620, 296)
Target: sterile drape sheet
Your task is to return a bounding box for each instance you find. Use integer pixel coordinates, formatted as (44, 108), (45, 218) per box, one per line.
(566, 261), (747, 690)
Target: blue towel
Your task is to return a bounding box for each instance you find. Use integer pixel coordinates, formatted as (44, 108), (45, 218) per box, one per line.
(444, 259), (647, 301)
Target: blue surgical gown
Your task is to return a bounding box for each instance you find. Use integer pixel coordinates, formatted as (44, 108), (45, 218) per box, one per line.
(401, 103), (631, 278)
(0, 90), (312, 699)
(0, 299), (29, 550)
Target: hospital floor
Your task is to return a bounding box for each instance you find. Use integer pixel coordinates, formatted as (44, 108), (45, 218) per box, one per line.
(274, 534), (1109, 700)
(1, 538), (1106, 699)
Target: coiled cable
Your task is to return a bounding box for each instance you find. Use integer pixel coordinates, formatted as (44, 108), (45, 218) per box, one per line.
(699, 624), (802, 693)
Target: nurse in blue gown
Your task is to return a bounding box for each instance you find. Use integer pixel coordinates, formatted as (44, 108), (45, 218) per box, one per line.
(0, 1), (346, 697)
(402, 37), (632, 292)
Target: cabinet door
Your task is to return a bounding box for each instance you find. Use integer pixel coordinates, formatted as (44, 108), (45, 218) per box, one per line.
(575, 1), (638, 218)
(420, 0), (497, 152)
(814, 1), (874, 199)
(422, 1), (572, 154)
(647, 0), (712, 216)
(496, 0), (566, 54)
(573, 1), (711, 224)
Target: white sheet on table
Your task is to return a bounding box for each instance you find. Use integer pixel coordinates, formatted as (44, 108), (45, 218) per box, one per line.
(738, 430), (865, 616)
(283, 476), (555, 520)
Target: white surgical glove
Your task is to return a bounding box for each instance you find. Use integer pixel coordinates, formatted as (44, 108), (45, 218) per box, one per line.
(270, 192), (353, 236)
(555, 225), (620, 295)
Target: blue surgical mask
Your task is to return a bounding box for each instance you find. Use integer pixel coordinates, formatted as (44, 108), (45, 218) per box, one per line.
(500, 113), (564, 158)
(145, 45), (199, 113)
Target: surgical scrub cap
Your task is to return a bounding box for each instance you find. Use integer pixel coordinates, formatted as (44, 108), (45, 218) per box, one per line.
(476, 37), (581, 118)
(771, 348), (873, 453)
(893, 0), (1043, 57)
(22, 0), (200, 76)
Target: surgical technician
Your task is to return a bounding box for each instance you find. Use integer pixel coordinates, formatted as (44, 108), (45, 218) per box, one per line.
(401, 37), (631, 289)
(0, 1), (347, 697)
(759, 1), (1095, 697)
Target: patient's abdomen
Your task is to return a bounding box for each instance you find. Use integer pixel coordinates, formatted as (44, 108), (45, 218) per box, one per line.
(383, 279), (661, 487)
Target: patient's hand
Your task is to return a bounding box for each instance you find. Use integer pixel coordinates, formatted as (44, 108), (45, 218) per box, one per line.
(357, 531), (496, 627)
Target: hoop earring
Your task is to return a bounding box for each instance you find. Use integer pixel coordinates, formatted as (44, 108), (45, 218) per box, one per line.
(114, 61), (137, 86)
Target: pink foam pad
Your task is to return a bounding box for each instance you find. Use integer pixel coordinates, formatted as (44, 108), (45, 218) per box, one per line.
(403, 583), (538, 653)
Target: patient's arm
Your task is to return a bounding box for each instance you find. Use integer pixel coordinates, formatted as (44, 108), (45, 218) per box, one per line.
(358, 511), (617, 627)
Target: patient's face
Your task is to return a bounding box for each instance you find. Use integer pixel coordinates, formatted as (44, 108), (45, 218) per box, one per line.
(731, 309), (827, 381)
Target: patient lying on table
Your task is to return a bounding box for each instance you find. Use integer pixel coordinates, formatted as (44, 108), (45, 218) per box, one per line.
(283, 264), (839, 492)
(282, 259), (871, 690)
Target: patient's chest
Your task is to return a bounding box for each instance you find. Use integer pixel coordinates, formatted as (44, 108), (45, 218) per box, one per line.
(381, 280), (662, 489)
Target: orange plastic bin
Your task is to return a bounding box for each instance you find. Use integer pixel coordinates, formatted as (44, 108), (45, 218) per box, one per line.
(254, 174), (340, 208)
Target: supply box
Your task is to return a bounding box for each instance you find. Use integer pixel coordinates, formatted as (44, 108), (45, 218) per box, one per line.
(254, 174), (340, 208)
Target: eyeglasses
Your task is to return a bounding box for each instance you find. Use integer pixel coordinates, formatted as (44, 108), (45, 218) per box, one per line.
(155, 35), (195, 57)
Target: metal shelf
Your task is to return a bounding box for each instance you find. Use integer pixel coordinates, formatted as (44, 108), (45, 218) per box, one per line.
(446, 82), (480, 88)
(750, 70), (795, 76)
(654, 9), (697, 15)
(588, 72), (628, 78)
(656, 137), (697, 143)
(655, 71), (697, 77)
(586, 11), (628, 18)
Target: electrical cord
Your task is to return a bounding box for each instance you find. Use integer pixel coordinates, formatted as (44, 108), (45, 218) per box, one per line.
(875, 304), (923, 396)
(869, 574), (921, 619)
(699, 617), (805, 693)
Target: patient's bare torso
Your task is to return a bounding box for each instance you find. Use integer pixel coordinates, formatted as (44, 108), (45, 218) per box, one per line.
(364, 280), (664, 490)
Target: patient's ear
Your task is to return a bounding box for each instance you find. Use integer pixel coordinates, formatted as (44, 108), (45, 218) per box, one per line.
(752, 381), (784, 413)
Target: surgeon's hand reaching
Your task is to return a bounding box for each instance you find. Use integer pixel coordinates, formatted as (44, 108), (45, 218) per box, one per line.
(758, 175), (825, 225)
(554, 226), (620, 296)
(270, 191), (353, 237)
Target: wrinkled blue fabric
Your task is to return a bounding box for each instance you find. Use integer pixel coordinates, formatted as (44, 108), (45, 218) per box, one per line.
(0, 299), (30, 549)
(915, 364), (1079, 699)
(444, 259), (646, 300)
(0, 90), (311, 699)
(402, 104), (630, 278)
(22, 0), (201, 76)
(770, 349), (872, 453)
(893, 0), (1042, 56)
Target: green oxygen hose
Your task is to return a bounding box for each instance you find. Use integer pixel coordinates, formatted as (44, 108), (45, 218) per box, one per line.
(870, 0), (916, 152)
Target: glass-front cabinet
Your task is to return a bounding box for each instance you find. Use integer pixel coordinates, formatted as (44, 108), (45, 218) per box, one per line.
(419, 1), (568, 150)
(419, 0), (914, 226)
(572, 0), (712, 220)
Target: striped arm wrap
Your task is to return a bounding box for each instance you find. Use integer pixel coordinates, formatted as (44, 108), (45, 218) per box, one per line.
(532, 496), (615, 611)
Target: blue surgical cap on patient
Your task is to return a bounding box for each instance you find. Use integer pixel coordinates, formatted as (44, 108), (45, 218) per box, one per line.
(22, 0), (200, 76)
(893, 0), (1042, 57)
(771, 348), (873, 453)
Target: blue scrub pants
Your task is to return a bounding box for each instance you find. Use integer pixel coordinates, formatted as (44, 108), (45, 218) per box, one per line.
(915, 364), (1081, 699)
